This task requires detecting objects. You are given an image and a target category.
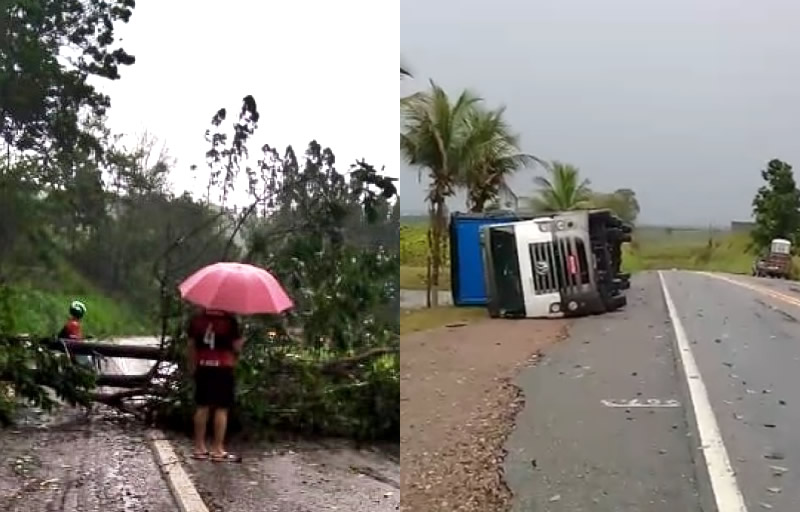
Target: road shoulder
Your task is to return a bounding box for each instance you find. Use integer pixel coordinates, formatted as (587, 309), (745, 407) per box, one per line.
(401, 317), (566, 512)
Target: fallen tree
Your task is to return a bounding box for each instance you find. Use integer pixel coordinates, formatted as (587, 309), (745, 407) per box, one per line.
(0, 95), (400, 440)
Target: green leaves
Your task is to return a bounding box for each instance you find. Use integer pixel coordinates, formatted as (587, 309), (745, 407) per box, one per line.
(590, 188), (641, 225)
(1, 0), (136, 163)
(0, 332), (96, 425)
(530, 161), (593, 213)
(401, 82), (533, 306)
(152, 96), (402, 439)
(752, 159), (800, 251)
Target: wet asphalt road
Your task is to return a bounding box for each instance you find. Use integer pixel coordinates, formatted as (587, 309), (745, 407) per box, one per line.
(0, 409), (175, 512)
(179, 439), (399, 512)
(505, 271), (800, 511)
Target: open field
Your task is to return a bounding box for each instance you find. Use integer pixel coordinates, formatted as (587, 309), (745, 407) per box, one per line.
(399, 221), (790, 291)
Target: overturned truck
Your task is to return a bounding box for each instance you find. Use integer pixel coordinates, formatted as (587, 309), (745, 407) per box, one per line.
(480, 209), (632, 319)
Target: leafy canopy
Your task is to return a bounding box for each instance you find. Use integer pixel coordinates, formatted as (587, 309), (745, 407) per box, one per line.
(401, 81), (482, 201)
(530, 161), (592, 212)
(752, 158), (800, 250)
(1, 0), (136, 161)
(459, 106), (537, 212)
(591, 188), (640, 225)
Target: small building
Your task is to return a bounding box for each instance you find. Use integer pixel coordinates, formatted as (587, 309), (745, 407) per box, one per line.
(731, 221), (756, 233)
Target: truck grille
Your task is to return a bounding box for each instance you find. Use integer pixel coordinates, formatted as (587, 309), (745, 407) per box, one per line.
(528, 237), (590, 295)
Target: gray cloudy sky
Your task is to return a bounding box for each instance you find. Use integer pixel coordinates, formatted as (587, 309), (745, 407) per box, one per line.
(400, 0), (800, 226)
(93, 0), (397, 206)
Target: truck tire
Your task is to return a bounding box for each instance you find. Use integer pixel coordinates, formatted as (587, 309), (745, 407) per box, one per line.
(606, 294), (627, 312)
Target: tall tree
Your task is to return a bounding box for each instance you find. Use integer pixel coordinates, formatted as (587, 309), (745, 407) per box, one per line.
(400, 81), (481, 307)
(752, 158), (800, 250)
(530, 161), (592, 213)
(1, 0), (136, 170)
(590, 188), (640, 224)
(460, 106), (537, 213)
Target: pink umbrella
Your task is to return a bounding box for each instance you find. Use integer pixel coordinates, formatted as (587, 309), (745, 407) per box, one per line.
(178, 262), (293, 315)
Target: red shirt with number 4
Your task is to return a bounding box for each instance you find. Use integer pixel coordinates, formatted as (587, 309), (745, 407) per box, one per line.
(187, 311), (241, 368)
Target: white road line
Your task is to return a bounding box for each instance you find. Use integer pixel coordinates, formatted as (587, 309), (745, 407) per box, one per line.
(601, 398), (681, 408)
(147, 430), (209, 512)
(658, 271), (748, 512)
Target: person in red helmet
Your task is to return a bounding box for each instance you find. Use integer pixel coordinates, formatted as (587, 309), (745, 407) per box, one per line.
(58, 300), (95, 368)
(59, 300), (86, 340)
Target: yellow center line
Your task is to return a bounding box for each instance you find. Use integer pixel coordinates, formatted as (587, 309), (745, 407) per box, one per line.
(697, 272), (800, 309)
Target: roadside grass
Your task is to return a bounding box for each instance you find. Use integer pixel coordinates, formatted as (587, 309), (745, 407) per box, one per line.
(400, 306), (488, 335)
(400, 223), (450, 292)
(400, 223), (449, 268)
(400, 265), (452, 291)
(622, 230), (756, 274)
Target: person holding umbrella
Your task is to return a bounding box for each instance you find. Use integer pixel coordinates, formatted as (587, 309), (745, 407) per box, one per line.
(179, 262), (294, 463)
(186, 307), (243, 462)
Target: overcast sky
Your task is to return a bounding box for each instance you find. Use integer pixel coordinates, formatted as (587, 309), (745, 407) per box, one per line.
(93, 0), (398, 204)
(401, 0), (800, 226)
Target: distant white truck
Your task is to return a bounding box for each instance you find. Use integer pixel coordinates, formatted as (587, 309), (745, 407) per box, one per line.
(753, 238), (792, 279)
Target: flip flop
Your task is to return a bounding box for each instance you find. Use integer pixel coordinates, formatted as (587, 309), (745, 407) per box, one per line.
(210, 452), (242, 463)
(191, 451), (209, 460)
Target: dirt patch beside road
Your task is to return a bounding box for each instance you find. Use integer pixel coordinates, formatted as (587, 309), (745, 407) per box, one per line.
(400, 318), (567, 512)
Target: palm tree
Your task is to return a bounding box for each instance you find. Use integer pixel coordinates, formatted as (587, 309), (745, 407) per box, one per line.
(401, 81), (482, 307)
(530, 161), (592, 212)
(459, 106), (540, 212)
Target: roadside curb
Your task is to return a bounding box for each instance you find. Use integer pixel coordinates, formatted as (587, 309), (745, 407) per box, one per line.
(146, 430), (210, 512)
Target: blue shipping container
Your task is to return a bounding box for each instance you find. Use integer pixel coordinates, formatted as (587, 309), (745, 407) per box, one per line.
(449, 212), (530, 306)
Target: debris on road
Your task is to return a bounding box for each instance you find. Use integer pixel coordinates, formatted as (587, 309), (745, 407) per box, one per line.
(769, 465), (789, 476)
(765, 451), (786, 461)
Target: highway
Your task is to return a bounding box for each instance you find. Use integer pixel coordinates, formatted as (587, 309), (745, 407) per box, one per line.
(504, 271), (800, 511)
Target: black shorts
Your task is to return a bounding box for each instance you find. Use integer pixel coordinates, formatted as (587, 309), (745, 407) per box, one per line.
(194, 366), (235, 409)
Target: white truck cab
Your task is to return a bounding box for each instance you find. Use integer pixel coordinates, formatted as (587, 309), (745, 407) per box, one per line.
(480, 209), (630, 319)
